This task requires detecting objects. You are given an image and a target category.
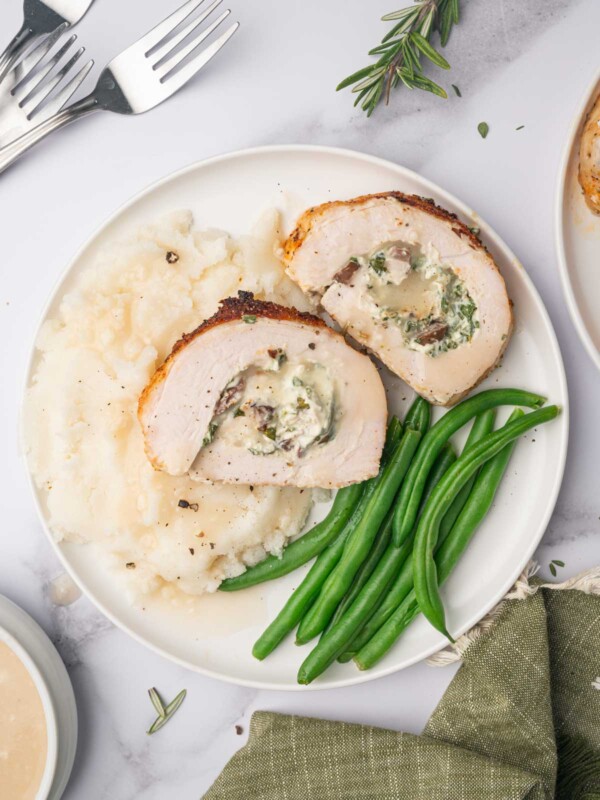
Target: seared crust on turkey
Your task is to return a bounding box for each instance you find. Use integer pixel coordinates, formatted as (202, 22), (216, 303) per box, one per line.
(283, 192), (484, 278)
(138, 293), (326, 415)
(138, 292), (387, 488)
(283, 192), (513, 406)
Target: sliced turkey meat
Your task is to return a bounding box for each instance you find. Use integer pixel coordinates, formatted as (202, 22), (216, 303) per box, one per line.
(579, 92), (600, 215)
(138, 292), (387, 488)
(284, 192), (513, 406)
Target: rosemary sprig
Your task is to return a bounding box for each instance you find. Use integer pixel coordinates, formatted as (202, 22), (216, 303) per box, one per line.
(337, 0), (461, 116)
(147, 688), (187, 735)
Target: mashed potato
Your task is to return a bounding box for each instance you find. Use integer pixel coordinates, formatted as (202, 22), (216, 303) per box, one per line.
(25, 210), (315, 598)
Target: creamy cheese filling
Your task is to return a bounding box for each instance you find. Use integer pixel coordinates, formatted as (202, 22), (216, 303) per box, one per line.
(205, 352), (336, 458)
(335, 242), (479, 357)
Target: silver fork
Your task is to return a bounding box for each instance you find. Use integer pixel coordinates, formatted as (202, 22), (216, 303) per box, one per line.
(0, 0), (239, 174)
(0, 0), (95, 82)
(0, 25), (93, 146)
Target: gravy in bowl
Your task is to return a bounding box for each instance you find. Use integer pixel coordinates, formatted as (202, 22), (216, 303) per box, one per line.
(0, 640), (48, 800)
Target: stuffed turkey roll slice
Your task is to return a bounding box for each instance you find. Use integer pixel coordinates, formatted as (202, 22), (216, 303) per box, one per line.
(138, 292), (387, 488)
(284, 192), (513, 406)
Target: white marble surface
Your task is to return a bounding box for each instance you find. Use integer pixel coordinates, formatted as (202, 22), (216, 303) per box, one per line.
(1, 0), (600, 796)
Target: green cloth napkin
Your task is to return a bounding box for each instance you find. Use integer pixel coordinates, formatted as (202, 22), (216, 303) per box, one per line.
(204, 569), (600, 799)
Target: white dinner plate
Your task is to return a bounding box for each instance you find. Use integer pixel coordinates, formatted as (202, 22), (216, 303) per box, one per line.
(25, 145), (568, 690)
(557, 67), (600, 370)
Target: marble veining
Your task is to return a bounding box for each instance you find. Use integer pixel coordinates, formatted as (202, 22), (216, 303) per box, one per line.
(1, 0), (599, 796)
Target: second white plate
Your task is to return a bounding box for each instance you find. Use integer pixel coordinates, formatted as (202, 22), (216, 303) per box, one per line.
(557, 67), (600, 370)
(25, 146), (568, 690)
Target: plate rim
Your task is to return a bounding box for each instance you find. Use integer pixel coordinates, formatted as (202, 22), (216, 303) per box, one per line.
(22, 144), (569, 691)
(555, 65), (600, 372)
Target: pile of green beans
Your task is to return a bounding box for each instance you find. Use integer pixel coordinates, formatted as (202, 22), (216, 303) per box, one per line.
(232, 387), (560, 685)
(355, 409), (526, 671)
(337, 411), (494, 664)
(412, 404), (559, 640)
(301, 410), (497, 680)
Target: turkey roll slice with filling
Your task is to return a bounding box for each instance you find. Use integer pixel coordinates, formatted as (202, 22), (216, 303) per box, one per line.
(284, 192), (513, 406)
(138, 292), (387, 489)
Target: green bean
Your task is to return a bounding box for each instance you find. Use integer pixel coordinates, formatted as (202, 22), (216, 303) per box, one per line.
(438, 410), (496, 540)
(392, 388), (546, 547)
(220, 483), (364, 592)
(355, 410), (524, 670)
(413, 405), (559, 640)
(296, 427), (422, 644)
(251, 417), (403, 659)
(420, 444), (458, 506)
(323, 509), (394, 637)
(404, 395), (430, 433)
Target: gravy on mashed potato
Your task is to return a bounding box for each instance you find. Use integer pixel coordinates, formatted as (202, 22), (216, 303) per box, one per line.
(0, 641), (47, 800)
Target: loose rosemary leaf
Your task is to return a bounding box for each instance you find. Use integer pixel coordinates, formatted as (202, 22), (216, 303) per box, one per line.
(148, 687), (166, 718)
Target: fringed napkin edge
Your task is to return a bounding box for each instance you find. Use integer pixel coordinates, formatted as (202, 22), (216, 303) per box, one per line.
(427, 562), (600, 667)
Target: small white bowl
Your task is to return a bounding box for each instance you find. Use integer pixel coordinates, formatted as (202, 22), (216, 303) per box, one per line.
(0, 627), (58, 799)
(0, 595), (77, 800)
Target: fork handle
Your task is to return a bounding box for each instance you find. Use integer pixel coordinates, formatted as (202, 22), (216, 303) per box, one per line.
(0, 24), (35, 83)
(0, 95), (99, 175)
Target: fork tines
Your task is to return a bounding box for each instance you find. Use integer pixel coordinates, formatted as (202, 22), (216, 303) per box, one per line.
(10, 26), (93, 120)
(142, 0), (239, 84)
